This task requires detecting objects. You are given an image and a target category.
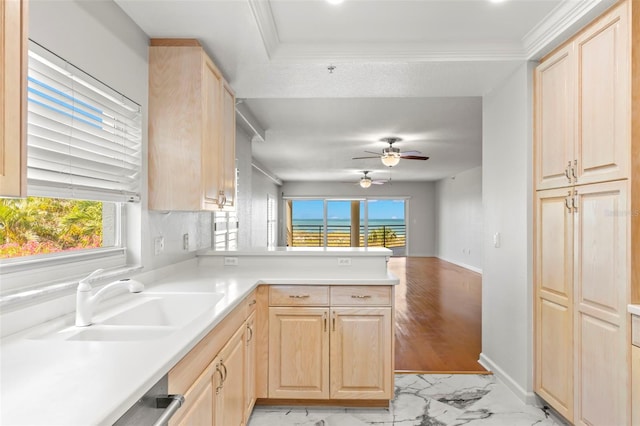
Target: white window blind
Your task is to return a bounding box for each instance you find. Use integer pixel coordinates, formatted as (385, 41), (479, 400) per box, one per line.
(26, 41), (142, 202)
(267, 194), (276, 247)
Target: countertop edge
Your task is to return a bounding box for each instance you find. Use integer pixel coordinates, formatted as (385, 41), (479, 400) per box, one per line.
(629, 304), (640, 316)
(1, 265), (397, 426)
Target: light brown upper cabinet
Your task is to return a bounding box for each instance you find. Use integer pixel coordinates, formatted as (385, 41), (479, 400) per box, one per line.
(0, 0), (27, 197)
(148, 39), (236, 211)
(534, 3), (630, 191)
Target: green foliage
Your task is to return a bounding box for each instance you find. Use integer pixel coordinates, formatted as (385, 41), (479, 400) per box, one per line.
(0, 197), (103, 258)
(367, 227), (397, 246)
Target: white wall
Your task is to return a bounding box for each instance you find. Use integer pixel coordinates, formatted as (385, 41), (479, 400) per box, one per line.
(434, 166), (483, 272)
(480, 62), (535, 403)
(251, 167), (280, 247)
(281, 181), (436, 256)
(236, 127), (254, 249)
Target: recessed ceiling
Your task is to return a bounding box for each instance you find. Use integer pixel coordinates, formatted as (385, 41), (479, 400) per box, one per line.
(115, 0), (614, 183)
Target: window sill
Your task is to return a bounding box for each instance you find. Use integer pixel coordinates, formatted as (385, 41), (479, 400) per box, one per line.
(0, 248), (138, 309)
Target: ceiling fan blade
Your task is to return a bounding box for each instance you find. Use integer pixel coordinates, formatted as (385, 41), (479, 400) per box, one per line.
(402, 155), (430, 160)
(363, 150), (382, 156)
(352, 156), (380, 160)
(372, 181), (386, 185)
(400, 150), (421, 156)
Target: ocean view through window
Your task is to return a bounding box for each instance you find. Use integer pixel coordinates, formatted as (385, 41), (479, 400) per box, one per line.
(287, 199), (405, 253)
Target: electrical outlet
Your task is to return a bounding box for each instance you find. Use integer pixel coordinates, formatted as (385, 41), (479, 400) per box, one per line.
(224, 257), (238, 266)
(338, 257), (352, 266)
(154, 236), (164, 255)
(183, 233), (189, 251)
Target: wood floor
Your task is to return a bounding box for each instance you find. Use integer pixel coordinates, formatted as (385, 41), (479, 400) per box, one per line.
(387, 257), (487, 373)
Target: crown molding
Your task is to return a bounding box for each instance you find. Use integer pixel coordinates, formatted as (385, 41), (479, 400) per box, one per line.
(522, 0), (617, 59)
(249, 0), (615, 63)
(247, 0), (280, 59)
(271, 41), (526, 62)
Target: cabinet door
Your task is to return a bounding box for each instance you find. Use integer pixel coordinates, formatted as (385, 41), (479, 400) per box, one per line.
(534, 188), (574, 421)
(170, 359), (216, 426)
(0, 0), (27, 197)
(202, 56), (224, 210)
(633, 345), (639, 426)
(268, 307), (329, 399)
(173, 381), (214, 426)
(574, 2), (629, 186)
(244, 312), (256, 422)
(220, 82), (236, 210)
(573, 180), (628, 426)
(534, 44), (574, 191)
(330, 307), (392, 399)
(215, 325), (245, 426)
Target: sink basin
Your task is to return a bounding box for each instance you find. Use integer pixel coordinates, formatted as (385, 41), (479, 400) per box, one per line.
(30, 291), (224, 342)
(99, 292), (224, 327)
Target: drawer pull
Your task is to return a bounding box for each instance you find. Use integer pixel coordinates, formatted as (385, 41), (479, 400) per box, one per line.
(351, 295), (372, 299)
(289, 295), (310, 299)
(248, 299), (257, 306)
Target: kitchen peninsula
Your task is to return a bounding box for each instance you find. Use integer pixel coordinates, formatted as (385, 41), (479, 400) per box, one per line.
(0, 247), (397, 425)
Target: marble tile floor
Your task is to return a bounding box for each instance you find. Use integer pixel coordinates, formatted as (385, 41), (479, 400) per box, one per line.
(247, 374), (567, 426)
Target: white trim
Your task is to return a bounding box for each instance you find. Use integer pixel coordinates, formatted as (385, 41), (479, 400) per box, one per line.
(436, 256), (482, 274)
(271, 41), (526, 62)
(252, 160), (283, 186)
(522, 0), (617, 59)
(478, 353), (538, 405)
(247, 0), (280, 59)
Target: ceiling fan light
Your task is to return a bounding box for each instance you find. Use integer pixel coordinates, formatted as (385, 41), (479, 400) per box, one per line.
(360, 177), (372, 188)
(381, 153), (400, 167)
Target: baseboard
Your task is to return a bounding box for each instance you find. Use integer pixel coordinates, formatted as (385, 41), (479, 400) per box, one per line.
(478, 353), (537, 405)
(436, 256), (483, 274)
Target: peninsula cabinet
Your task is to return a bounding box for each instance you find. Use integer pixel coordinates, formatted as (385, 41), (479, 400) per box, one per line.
(0, 0), (27, 197)
(168, 291), (257, 426)
(268, 285), (394, 401)
(148, 39), (236, 211)
(534, 1), (638, 425)
(535, 1), (629, 191)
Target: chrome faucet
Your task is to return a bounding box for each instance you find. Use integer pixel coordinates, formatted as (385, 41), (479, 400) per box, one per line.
(75, 269), (144, 327)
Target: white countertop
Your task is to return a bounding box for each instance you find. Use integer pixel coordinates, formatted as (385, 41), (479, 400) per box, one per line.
(629, 304), (640, 316)
(1, 264), (398, 426)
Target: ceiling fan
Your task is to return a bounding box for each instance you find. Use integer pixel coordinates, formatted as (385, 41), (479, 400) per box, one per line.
(343, 171), (387, 188)
(352, 137), (429, 167)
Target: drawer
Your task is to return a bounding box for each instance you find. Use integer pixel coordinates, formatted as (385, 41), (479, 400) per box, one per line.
(269, 285), (329, 306)
(633, 315), (640, 347)
(330, 286), (392, 306)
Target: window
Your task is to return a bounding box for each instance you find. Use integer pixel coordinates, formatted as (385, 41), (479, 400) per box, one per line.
(213, 211), (238, 251)
(267, 194), (276, 247)
(0, 41), (141, 263)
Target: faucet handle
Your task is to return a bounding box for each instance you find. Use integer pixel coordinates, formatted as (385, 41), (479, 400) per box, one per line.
(78, 268), (105, 291)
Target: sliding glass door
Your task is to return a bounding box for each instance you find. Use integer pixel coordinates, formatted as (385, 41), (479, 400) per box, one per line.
(287, 198), (406, 255)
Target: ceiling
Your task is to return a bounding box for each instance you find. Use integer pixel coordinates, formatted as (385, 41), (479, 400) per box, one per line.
(115, 0), (614, 183)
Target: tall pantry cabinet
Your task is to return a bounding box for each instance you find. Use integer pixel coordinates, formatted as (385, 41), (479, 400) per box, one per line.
(534, 1), (639, 424)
